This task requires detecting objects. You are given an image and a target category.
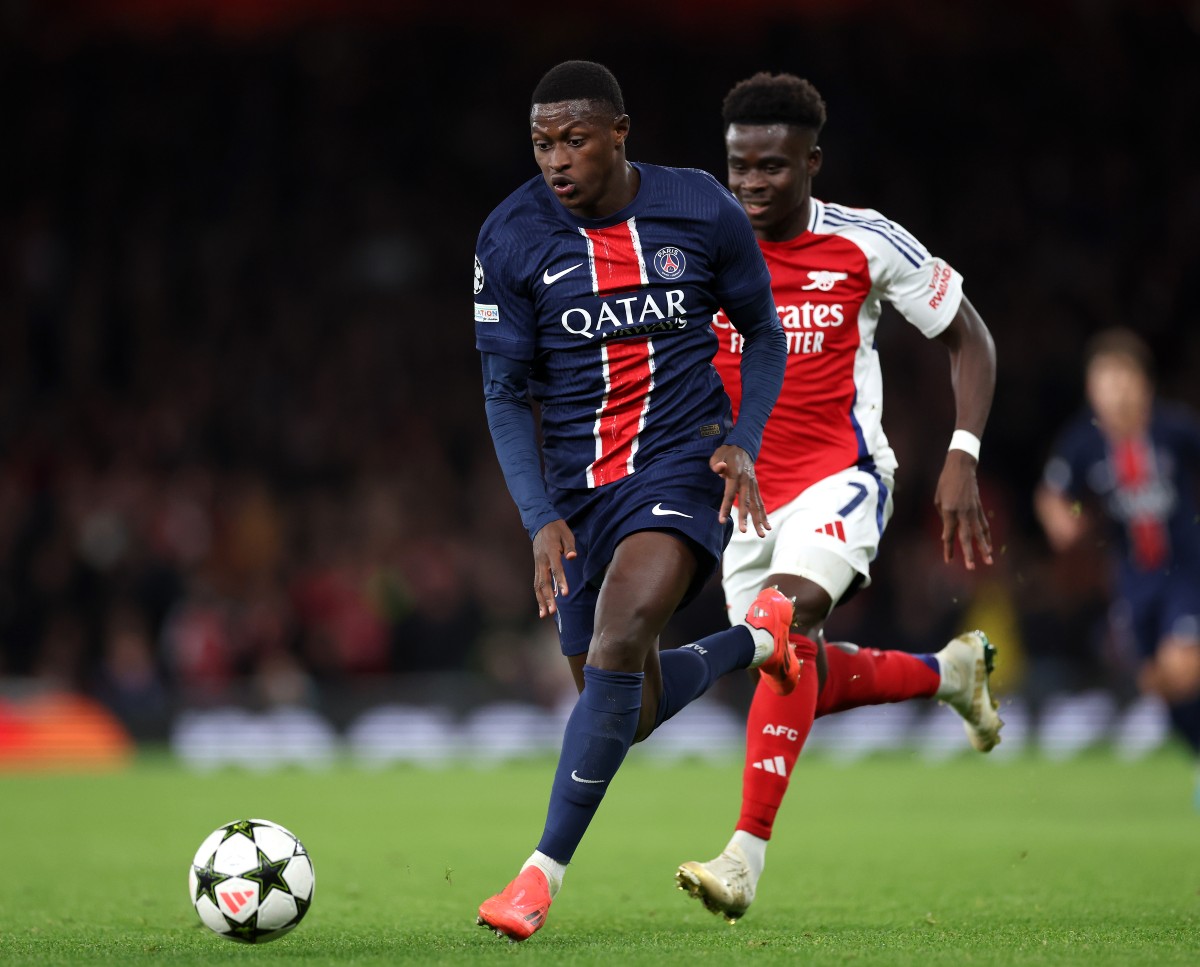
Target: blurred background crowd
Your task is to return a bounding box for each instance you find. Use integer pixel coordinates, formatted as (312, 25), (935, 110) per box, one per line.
(2, 0), (1198, 747)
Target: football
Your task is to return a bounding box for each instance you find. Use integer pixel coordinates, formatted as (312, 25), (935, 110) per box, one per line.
(188, 818), (315, 943)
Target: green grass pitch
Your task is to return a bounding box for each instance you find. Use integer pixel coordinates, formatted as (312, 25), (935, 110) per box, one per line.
(0, 749), (1197, 965)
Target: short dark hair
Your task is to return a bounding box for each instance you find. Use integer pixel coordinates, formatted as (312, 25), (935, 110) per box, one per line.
(1085, 327), (1155, 380)
(722, 72), (827, 133)
(531, 60), (624, 114)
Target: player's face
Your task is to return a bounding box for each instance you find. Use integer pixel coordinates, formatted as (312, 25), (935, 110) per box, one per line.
(531, 101), (633, 219)
(1086, 354), (1153, 439)
(726, 123), (822, 242)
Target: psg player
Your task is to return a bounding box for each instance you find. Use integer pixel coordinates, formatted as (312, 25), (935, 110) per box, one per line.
(1037, 328), (1200, 807)
(473, 60), (795, 941)
(676, 72), (1002, 922)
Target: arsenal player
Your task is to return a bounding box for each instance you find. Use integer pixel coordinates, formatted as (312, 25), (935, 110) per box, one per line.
(473, 60), (795, 941)
(676, 71), (1002, 922)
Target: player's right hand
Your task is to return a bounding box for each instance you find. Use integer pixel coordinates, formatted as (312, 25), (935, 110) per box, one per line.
(531, 519), (577, 618)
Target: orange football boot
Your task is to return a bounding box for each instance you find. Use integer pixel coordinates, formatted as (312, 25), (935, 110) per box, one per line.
(477, 866), (552, 942)
(746, 587), (798, 695)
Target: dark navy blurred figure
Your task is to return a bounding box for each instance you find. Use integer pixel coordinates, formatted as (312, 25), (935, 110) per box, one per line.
(1036, 328), (1200, 805)
(471, 60), (795, 941)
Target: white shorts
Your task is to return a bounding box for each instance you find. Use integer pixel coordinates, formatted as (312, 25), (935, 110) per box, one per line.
(722, 465), (894, 624)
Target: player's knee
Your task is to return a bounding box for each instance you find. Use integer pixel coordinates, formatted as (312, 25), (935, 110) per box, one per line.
(766, 574), (830, 633)
(587, 629), (651, 671)
(1154, 641), (1200, 702)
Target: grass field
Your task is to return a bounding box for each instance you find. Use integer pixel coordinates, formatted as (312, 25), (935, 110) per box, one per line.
(0, 748), (1197, 966)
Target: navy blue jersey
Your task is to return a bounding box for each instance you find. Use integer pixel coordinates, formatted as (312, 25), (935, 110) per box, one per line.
(474, 163), (772, 493)
(1042, 403), (1200, 586)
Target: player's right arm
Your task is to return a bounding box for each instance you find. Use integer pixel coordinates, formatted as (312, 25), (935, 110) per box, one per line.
(1034, 484), (1087, 552)
(1034, 429), (1090, 552)
(475, 227), (575, 618)
(480, 352), (576, 617)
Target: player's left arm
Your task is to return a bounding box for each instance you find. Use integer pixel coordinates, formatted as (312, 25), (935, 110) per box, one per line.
(708, 178), (787, 536)
(718, 286), (786, 536)
(932, 295), (996, 569)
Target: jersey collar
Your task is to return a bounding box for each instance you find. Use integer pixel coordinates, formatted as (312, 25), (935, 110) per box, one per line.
(808, 198), (824, 234)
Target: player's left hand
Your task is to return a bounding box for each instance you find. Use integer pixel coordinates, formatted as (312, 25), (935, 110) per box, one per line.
(934, 450), (993, 570)
(710, 444), (771, 537)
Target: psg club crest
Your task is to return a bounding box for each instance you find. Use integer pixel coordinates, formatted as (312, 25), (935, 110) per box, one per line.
(653, 246), (686, 280)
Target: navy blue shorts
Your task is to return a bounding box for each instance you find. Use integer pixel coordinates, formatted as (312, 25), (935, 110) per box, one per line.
(551, 448), (734, 657)
(1112, 567), (1200, 661)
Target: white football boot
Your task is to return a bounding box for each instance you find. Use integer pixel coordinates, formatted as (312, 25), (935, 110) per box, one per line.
(676, 842), (756, 923)
(935, 630), (1003, 752)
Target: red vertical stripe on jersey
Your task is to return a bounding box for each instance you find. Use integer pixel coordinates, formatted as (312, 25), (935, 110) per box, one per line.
(588, 337), (654, 487)
(1112, 437), (1168, 570)
(581, 220), (647, 295)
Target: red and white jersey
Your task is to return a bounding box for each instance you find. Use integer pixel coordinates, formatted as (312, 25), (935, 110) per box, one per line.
(712, 198), (963, 513)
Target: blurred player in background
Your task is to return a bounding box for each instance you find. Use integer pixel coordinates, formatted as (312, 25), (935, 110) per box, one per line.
(472, 60), (796, 942)
(1036, 328), (1200, 805)
(676, 71), (1002, 923)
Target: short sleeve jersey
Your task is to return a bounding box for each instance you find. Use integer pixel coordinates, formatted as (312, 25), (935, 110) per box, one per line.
(1042, 403), (1200, 583)
(711, 198), (963, 513)
(475, 163), (772, 493)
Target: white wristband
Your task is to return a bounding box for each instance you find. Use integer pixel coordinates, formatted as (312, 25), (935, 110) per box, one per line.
(949, 430), (981, 461)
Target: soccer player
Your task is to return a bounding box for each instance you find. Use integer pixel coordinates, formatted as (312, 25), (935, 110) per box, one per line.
(1036, 328), (1200, 804)
(675, 72), (1003, 922)
(472, 60), (798, 942)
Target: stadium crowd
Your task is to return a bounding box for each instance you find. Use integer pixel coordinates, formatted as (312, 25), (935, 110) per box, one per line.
(2, 2), (1198, 740)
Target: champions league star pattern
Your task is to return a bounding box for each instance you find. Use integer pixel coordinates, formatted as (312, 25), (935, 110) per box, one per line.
(474, 163), (770, 493)
(712, 199), (964, 514)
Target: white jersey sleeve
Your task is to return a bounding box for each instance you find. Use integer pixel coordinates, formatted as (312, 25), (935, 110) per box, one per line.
(821, 203), (963, 339)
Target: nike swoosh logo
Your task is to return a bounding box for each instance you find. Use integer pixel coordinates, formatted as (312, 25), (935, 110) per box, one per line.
(570, 770), (606, 784)
(651, 503), (693, 518)
(543, 263), (583, 285)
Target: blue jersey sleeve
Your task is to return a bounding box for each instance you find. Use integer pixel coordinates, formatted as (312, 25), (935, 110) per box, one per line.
(710, 182), (773, 308)
(722, 287), (786, 461)
(474, 217), (536, 361)
(1042, 413), (1097, 500)
(480, 351), (561, 539)
(701, 175), (782, 460)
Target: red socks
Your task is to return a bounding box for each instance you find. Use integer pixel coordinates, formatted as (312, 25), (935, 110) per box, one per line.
(735, 639), (941, 840)
(815, 643), (940, 718)
(736, 633), (819, 840)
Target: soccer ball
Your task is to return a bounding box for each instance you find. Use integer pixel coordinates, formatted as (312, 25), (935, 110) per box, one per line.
(188, 818), (315, 943)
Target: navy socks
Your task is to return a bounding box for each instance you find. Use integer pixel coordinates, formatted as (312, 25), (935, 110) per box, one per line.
(536, 666), (643, 863)
(535, 629), (756, 863)
(655, 625), (755, 728)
